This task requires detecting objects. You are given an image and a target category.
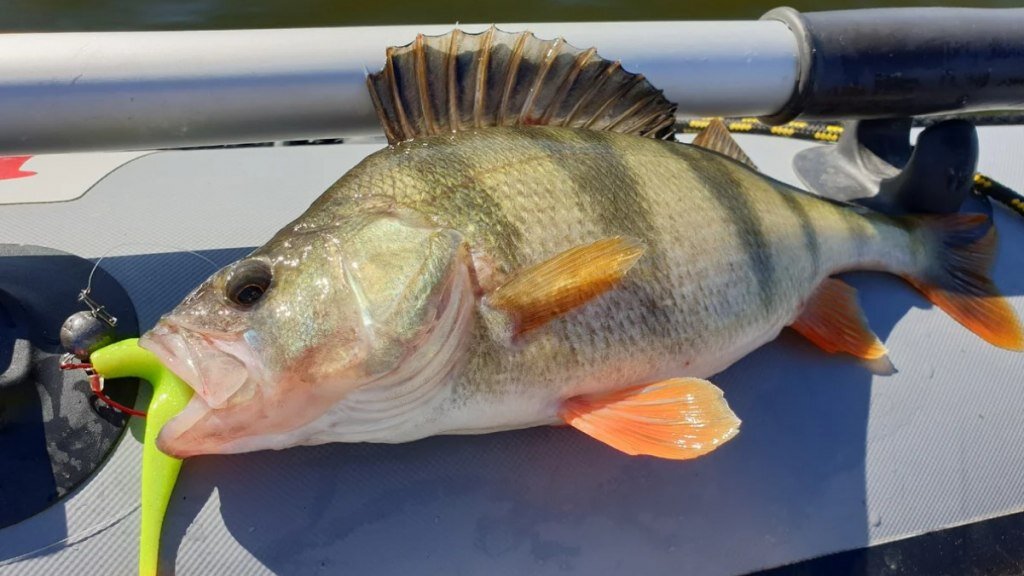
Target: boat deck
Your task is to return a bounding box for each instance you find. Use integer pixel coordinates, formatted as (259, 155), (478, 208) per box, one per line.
(1, 128), (1022, 575)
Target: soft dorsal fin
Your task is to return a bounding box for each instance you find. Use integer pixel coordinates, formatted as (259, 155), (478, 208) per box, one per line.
(691, 118), (758, 170)
(366, 27), (678, 144)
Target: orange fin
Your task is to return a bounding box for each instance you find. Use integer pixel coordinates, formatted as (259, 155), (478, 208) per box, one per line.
(691, 118), (758, 170)
(560, 378), (741, 460)
(487, 236), (644, 335)
(790, 278), (888, 359)
(907, 215), (1024, 351)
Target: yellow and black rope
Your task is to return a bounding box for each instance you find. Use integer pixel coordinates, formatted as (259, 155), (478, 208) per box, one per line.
(682, 117), (844, 143)
(678, 117), (1024, 219)
(974, 173), (1024, 217)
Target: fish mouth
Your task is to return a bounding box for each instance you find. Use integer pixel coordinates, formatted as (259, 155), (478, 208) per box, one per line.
(139, 323), (203, 397)
(140, 321), (252, 406)
(139, 320), (258, 457)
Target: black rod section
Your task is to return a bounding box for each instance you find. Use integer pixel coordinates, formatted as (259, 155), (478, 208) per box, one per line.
(762, 7), (1024, 123)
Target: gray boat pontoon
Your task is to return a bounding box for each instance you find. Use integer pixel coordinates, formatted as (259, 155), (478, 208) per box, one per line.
(2, 9), (1024, 575)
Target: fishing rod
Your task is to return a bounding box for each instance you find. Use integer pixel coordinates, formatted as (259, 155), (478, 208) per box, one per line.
(1, 8), (1023, 154)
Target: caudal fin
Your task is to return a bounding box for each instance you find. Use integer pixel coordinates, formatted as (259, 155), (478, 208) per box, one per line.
(907, 214), (1024, 351)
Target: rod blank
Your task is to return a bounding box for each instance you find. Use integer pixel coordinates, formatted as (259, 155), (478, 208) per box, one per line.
(0, 22), (800, 154)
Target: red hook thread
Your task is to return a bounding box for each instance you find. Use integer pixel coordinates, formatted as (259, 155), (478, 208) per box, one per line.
(60, 361), (147, 417)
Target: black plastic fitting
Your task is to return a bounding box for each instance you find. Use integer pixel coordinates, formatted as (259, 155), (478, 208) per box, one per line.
(762, 7), (1024, 123)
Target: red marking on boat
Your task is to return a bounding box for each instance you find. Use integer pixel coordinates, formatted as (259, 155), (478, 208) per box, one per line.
(0, 156), (36, 180)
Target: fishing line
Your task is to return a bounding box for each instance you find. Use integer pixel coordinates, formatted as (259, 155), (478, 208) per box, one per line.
(66, 242), (219, 415)
(84, 242), (219, 297)
(0, 503), (140, 567)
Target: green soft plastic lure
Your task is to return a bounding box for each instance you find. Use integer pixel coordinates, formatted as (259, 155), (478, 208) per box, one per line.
(89, 338), (193, 576)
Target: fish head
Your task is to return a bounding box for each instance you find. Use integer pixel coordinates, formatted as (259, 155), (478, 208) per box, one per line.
(140, 212), (471, 457)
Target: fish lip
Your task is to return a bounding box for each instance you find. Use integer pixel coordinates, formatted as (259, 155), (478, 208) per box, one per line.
(140, 318), (253, 398)
(140, 319), (249, 406)
(141, 321), (241, 457)
(139, 321), (205, 399)
(154, 393), (212, 458)
(139, 323), (214, 456)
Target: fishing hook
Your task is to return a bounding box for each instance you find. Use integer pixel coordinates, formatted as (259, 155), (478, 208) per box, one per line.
(60, 354), (147, 417)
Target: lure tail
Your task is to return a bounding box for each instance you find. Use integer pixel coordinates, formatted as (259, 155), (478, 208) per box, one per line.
(905, 214), (1024, 351)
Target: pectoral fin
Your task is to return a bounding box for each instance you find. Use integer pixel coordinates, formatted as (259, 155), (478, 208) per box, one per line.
(487, 236), (644, 335)
(791, 278), (888, 359)
(560, 378), (741, 460)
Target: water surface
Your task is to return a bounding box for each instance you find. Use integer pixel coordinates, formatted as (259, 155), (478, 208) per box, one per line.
(1, 0), (1018, 32)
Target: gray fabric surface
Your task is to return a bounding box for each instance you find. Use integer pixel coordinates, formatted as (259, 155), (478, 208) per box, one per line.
(1, 129), (1022, 575)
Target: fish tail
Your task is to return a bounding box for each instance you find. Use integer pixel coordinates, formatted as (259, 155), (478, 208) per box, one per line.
(903, 213), (1024, 351)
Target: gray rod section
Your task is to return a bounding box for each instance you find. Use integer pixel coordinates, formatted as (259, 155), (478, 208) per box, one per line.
(0, 21), (799, 154)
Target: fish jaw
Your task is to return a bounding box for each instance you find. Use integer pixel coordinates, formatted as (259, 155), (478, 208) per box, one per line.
(139, 320), (278, 456)
(140, 321), (366, 457)
(140, 322), (254, 409)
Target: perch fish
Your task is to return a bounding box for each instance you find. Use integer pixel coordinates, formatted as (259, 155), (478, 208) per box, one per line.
(140, 29), (1024, 459)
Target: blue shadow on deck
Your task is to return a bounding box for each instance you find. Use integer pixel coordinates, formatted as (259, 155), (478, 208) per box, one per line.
(116, 248), (905, 575)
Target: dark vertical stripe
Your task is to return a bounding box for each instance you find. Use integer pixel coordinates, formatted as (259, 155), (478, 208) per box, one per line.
(778, 191), (821, 278)
(667, 144), (778, 308)
(842, 207), (873, 262)
(514, 127), (674, 340)
(515, 127), (660, 251)
(394, 132), (527, 269)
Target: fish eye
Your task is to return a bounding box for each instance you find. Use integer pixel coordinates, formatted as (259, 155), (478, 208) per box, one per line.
(226, 259), (273, 308)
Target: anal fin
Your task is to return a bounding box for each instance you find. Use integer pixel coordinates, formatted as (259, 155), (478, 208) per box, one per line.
(560, 378), (741, 460)
(791, 277), (888, 359)
(487, 236), (644, 336)
(692, 118), (758, 170)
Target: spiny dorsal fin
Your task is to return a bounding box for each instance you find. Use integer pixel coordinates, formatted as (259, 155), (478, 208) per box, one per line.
(691, 118), (758, 170)
(367, 27), (678, 145)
